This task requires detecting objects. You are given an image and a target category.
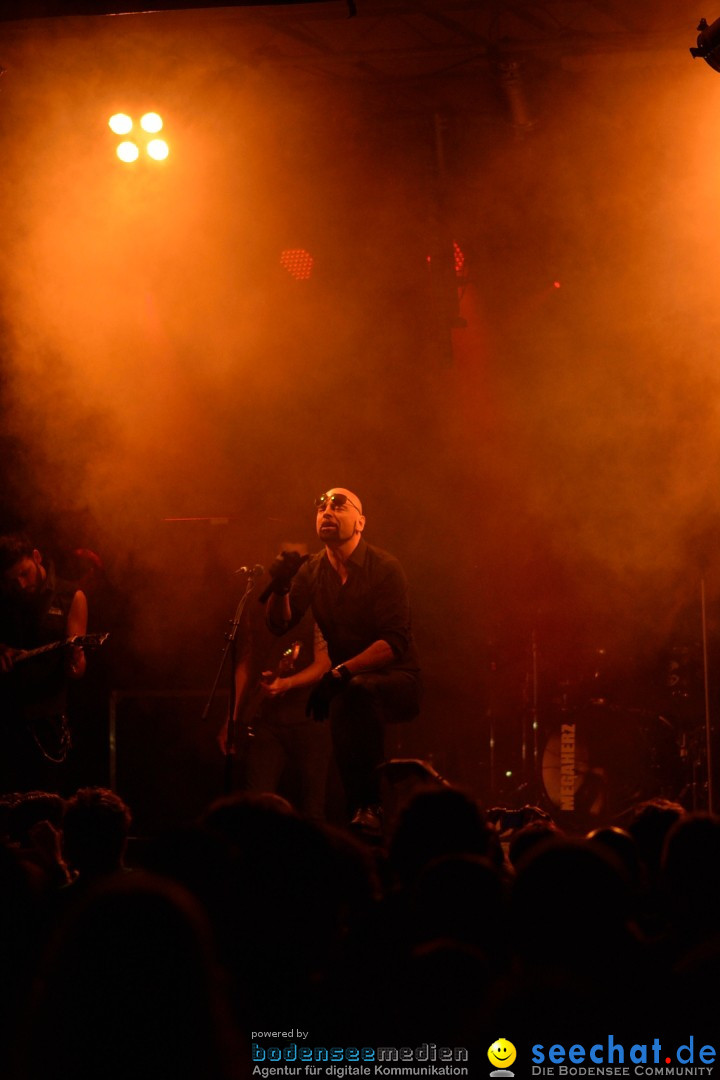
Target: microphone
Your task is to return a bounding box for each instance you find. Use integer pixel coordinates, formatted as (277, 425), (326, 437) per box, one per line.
(234, 564), (265, 576)
(257, 551), (309, 603)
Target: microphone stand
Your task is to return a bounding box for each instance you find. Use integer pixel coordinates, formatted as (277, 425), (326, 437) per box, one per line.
(700, 578), (716, 812)
(201, 570), (257, 795)
(518, 628), (540, 800)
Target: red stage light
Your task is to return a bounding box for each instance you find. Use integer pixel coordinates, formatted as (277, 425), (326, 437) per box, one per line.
(426, 243), (466, 277)
(280, 249), (313, 281)
(553, 280), (561, 289)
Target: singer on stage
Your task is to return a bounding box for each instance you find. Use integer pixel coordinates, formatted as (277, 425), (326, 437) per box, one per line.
(265, 488), (420, 831)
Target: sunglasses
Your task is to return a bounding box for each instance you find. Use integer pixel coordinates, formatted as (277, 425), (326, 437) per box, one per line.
(315, 492), (361, 513)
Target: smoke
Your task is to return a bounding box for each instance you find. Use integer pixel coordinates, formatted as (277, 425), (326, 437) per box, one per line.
(1, 9), (719, 753)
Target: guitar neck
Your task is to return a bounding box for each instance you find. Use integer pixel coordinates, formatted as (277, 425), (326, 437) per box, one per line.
(15, 634), (109, 665)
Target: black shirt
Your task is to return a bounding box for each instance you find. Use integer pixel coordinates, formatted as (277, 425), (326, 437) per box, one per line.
(0, 565), (75, 651)
(0, 566), (77, 724)
(282, 539), (420, 678)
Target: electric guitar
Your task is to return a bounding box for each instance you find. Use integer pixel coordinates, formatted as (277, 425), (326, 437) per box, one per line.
(221, 640), (304, 757)
(0, 633), (109, 763)
(5, 632), (109, 668)
(242, 640), (302, 735)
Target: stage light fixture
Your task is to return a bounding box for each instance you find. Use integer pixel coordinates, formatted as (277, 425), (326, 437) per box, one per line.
(141, 112), (163, 134)
(109, 111), (169, 163)
(690, 17), (720, 71)
(109, 113), (133, 135)
(280, 249), (314, 281)
(117, 141), (139, 163)
(147, 138), (169, 161)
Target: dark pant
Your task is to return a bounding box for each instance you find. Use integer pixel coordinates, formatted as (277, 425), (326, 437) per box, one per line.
(329, 670), (420, 814)
(0, 713), (72, 796)
(244, 717), (331, 820)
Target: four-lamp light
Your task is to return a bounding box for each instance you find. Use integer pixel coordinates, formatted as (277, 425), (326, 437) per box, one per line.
(108, 112), (169, 163)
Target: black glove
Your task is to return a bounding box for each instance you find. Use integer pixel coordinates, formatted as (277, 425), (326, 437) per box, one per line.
(258, 550), (309, 603)
(306, 671), (344, 722)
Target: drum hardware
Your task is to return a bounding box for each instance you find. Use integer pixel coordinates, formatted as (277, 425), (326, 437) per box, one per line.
(665, 579), (717, 813)
(486, 804), (551, 836)
(539, 704), (680, 828)
(520, 629), (540, 781)
(700, 578), (715, 813)
(484, 637), (499, 801)
(483, 633), (533, 802)
(550, 645), (612, 710)
(507, 629), (542, 804)
(484, 626), (694, 821)
(679, 719), (714, 812)
(665, 641), (703, 702)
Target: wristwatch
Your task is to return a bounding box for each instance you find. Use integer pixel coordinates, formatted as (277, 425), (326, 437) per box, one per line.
(331, 664), (352, 682)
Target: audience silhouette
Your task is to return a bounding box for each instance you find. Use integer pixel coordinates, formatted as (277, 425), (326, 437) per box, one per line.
(0, 781), (716, 1074)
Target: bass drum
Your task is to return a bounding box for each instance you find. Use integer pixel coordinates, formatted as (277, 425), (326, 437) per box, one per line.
(541, 704), (678, 829)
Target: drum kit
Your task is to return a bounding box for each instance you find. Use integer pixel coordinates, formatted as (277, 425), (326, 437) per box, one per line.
(486, 632), (715, 830)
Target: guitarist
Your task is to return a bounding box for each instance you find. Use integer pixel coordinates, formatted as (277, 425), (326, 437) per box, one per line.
(0, 533), (88, 793)
(222, 544), (332, 821)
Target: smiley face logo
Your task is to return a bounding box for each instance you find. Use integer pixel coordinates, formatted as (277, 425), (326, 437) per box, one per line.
(488, 1039), (517, 1073)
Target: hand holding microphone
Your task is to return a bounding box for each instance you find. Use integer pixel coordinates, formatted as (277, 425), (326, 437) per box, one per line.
(258, 550), (310, 603)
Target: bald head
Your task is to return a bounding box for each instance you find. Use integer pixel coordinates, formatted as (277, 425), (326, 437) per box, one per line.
(327, 487), (363, 515)
(315, 487), (365, 548)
